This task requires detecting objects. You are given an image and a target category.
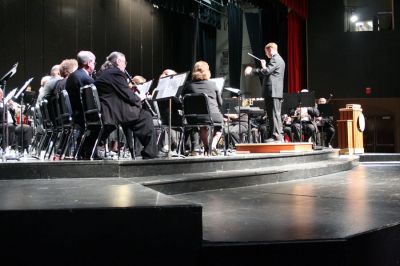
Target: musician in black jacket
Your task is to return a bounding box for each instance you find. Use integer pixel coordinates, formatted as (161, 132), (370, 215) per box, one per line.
(315, 97), (335, 148)
(182, 61), (223, 155)
(94, 51), (157, 159)
(65, 51), (96, 159)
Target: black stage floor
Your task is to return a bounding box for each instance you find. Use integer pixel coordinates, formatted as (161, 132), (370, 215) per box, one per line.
(0, 151), (400, 265)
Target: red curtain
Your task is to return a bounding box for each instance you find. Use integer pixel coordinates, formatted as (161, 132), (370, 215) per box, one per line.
(280, 0), (308, 93)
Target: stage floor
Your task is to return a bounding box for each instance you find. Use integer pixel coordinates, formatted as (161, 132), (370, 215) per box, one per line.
(1, 161), (399, 245)
(175, 162), (400, 243)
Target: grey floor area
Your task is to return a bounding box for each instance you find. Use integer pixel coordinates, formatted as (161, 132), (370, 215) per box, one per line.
(174, 163), (400, 243)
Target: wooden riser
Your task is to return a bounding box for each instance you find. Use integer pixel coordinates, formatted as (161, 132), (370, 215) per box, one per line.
(235, 143), (314, 153)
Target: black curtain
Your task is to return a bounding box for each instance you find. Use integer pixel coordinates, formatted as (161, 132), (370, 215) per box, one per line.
(196, 22), (217, 77)
(228, 3), (243, 89)
(245, 12), (263, 69)
(261, 2), (288, 91)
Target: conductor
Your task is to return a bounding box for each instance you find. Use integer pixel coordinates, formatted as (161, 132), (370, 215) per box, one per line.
(244, 42), (285, 142)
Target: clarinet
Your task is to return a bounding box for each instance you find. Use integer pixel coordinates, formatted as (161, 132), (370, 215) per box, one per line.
(124, 70), (157, 117)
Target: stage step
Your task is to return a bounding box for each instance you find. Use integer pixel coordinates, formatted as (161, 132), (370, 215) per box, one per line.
(138, 157), (358, 194)
(359, 153), (400, 162)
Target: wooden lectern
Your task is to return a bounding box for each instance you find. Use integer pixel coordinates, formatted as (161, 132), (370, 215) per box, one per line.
(337, 104), (365, 155)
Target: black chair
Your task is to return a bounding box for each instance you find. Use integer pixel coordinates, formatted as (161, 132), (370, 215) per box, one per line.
(156, 98), (185, 156)
(182, 93), (225, 155)
(54, 90), (75, 159)
(29, 106), (44, 155)
(46, 95), (64, 159)
(38, 99), (55, 159)
(76, 84), (104, 160)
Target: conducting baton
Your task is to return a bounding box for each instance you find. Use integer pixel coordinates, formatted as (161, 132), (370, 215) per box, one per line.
(247, 53), (262, 62)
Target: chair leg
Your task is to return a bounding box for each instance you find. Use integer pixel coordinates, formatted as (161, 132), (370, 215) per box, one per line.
(208, 126), (213, 156)
(75, 130), (87, 160)
(90, 127), (104, 160)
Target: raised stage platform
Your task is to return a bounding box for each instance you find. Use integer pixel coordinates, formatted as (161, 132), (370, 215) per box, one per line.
(1, 150), (400, 265)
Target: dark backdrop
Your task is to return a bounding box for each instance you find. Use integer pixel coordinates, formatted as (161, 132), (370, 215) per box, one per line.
(308, 0), (400, 98)
(0, 0), (196, 93)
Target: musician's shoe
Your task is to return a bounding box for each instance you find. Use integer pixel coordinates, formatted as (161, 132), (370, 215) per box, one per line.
(265, 137), (283, 143)
(211, 148), (221, 156)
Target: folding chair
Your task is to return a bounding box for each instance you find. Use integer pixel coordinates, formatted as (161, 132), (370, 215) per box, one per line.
(76, 84), (104, 160)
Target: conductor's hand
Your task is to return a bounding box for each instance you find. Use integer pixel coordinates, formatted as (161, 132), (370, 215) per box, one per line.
(244, 66), (253, 76)
(261, 59), (267, 69)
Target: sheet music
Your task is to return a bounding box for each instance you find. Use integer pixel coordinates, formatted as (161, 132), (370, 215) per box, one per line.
(135, 80), (153, 99)
(4, 88), (17, 104)
(224, 87), (241, 95)
(210, 77), (225, 94)
(14, 77), (34, 99)
(155, 72), (188, 99)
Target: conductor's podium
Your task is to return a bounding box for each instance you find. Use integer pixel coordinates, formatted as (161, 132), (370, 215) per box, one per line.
(337, 104), (365, 155)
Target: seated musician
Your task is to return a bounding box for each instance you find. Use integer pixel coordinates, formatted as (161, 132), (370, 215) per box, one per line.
(282, 113), (293, 142)
(291, 106), (319, 142)
(94, 51), (157, 159)
(37, 64), (62, 103)
(153, 69), (190, 156)
(182, 61), (223, 156)
(53, 59), (79, 95)
(315, 97), (335, 148)
(224, 103), (248, 148)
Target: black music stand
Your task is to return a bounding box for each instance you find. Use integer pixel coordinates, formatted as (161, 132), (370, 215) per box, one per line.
(1, 63), (18, 160)
(224, 87), (243, 143)
(317, 104), (333, 118)
(13, 77), (34, 153)
(282, 93), (298, 115)
(153, 72), (188, 158)
(316, 103), (333, 147)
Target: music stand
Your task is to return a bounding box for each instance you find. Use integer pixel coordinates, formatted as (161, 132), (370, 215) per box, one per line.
(298, 91), (315, 108)
(224, 87), (243, 143)
(282, 93), (296, 114)
(13, 78), (34, 153)
(1, 63), (18, 160)
(317, 104), (333, 117)
(153, 72), (189, 158)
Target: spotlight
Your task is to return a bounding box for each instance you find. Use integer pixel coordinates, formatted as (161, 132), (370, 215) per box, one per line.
(350, 14), (358, 23)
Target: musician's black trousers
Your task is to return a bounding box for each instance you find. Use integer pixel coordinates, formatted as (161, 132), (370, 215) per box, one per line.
(265, 97), (283, 140)
(106, 109), (157, 159)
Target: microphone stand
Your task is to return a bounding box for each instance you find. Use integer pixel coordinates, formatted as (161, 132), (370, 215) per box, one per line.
(1, 63), (19, 161)
(13, 78), (34, 156)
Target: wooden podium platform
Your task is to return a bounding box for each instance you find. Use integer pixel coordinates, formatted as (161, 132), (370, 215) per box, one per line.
(337, 104), (365, 155)
(235, 142), (314, 153)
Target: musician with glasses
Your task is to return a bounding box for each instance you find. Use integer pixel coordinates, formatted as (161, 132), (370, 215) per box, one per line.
(65, 50), (96, 159)
(94, 51), (157, 160)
